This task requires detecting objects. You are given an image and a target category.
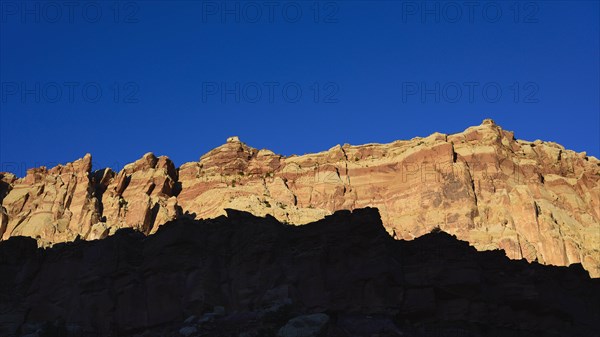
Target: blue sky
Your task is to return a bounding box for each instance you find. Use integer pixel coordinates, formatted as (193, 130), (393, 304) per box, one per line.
(1, 1), (599, 176)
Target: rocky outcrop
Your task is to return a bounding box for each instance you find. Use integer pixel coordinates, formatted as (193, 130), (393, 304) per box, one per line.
(277, 313), (330, 337)
(0, 154), (101, 246)
(99, 152), (180, 236)
(1, 120), (599, 276)
(0, 208), (598, 337)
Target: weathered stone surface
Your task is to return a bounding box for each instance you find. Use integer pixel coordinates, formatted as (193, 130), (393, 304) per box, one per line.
(0, 154), (101, 246)
(277, 313), (330, 337)
(1, 120), (599, 276)
(99, 152), (181, 236)
(0, 208), (598, 337)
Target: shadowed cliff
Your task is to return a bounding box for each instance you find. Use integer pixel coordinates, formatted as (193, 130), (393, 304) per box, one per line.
(0, 208), (598, 337)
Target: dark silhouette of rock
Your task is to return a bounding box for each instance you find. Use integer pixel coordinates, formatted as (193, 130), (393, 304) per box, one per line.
(0, 208), (598, 337)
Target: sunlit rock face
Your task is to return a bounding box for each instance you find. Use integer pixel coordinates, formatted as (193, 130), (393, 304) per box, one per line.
(1, 120), (599, 276)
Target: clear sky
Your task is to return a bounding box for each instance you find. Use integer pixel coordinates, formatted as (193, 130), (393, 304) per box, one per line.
(1, 1), (598, 176)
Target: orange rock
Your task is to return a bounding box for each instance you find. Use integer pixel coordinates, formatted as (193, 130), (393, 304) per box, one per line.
(1, 121), (599, 277)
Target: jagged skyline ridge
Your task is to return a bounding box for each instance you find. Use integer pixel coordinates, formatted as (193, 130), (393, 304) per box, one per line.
(0, 120), (599, 277)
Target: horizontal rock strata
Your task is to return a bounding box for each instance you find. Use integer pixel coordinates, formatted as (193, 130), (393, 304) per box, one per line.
(1, 120), (599, 276)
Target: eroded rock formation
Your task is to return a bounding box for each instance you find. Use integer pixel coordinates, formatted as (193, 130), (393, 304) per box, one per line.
(0, 208), (598, 337)
(1, 120), (599, 276)
(0, 154), (101, 244)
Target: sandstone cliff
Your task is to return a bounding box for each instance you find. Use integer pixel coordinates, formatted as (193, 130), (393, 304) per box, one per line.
(1, 208), (598, 337)
(1, 120), (599, 276)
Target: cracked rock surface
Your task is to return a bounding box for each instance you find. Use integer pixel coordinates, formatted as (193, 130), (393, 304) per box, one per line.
(1, 120), (599, 276)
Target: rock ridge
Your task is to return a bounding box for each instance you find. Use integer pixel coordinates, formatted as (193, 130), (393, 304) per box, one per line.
(1, 120), (599, 277)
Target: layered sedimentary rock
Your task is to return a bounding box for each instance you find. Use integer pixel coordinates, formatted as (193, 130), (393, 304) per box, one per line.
(1, 120), (599, 276)
(0, 155), (101, 245)
(0, 208), (598, 337)
(99, 152), (180, 236)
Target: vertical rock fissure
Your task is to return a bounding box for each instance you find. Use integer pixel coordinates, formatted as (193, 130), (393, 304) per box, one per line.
(339, 146), (352, 187)
(462, 161), (478, 207)
(281, 177), (298, 206)
(451, 143), (458, 163)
